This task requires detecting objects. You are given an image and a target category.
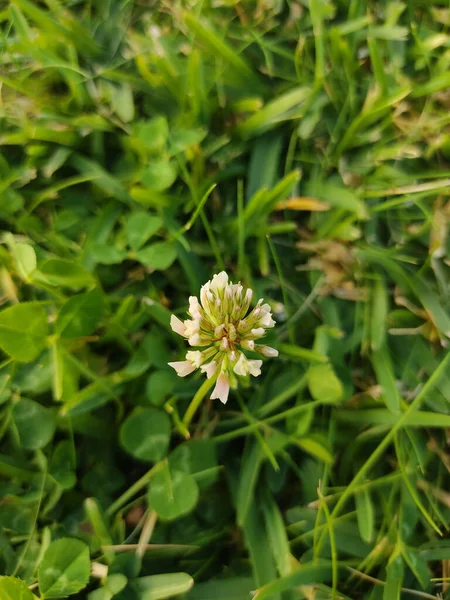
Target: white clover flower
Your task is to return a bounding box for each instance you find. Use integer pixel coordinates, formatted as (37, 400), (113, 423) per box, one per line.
(168, 272), (278, 404)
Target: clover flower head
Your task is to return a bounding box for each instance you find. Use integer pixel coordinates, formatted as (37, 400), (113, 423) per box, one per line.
(168, 272), (278, 404)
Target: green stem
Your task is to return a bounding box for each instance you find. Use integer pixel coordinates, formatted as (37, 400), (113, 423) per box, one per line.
(213, 399), (322, 444)
(106, 461), (164, 517)
(182, 377), (215, 429)
(314, 350), (450, 556)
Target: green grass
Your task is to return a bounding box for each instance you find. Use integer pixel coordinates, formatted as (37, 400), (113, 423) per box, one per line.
(0, 1), (450, 599)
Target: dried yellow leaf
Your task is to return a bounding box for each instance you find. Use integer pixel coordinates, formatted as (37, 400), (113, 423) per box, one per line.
(275, 197), (330, 211)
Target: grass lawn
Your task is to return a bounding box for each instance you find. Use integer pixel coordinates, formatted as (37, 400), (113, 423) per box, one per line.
(0, 0), (450, 598)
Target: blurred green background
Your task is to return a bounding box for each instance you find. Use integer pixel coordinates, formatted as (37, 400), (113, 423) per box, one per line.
(0, 0), (450, 598)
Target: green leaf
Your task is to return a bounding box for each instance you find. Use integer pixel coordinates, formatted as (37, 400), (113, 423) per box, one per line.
(384, 552), (403, 600)
(371, 345), (400, 412)
(401, 545), (431, 590)
(84, 498), (113, 553)
(120, 407), (171, 462)
(39, 259), (95, 289)
(236, 440), (265, 525)
(56, 290), (104, 339)
(134, 573), (194, 599)
(125, 213), (163, 251)
(241, 505), (278, 592)
(411, 277), (450, 339)
(90, 244), (127, 265)
(185, 578), (253, 600)
(252, 560), (333, 599)
(135, 242), (177, 270)
(12, 243), (36, 282)
(0, 302), (48, 362)
(71, 155), (132, 205)
(355, 487), (374, 543)
(88, 574), (127, 600)
(336, 409), (450, 428)
(146, 370), (175, 407)
(168, 439), (218, 489)
(261, 490), (291, 577)
(295, 436), (333, 463)
(278, 343), (328, 363)
(371, 276), (388, 350)
(147, 462), (199, 521)
(169, 129), (206, 154)
(12, 397), (56, 450)
(52, 341), (64, 401)
(307, 363), (343, 404)
(183, 12), (261, 87)
(132, 117), (169, 153)
(50, 440), (76, 489)
(237, 87), (311, 137)
(38, 538), (90, 598)
(141, 160), (177, 191)
(0, 576), (38, 600)
(111, 83), (135, 123)
(304, 180), (367, 218)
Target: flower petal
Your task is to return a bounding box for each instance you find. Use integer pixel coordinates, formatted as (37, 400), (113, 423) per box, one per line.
(257, 345), (279, 357)
(189, 296), (202, 319)
(210, 271), (229, 293)
(250, 327), (265, 337)
(170, 315), (186, 336)
(184, 319), (200, 337)
(210, 371), (230, 404)
(233, 352), (249, 376)
(200, 360), (217, 379)
(247, 359), (262, 377)
(259, 312), (276, 328)
(168, 361), (196, 377)
(186, 350), (203, 368)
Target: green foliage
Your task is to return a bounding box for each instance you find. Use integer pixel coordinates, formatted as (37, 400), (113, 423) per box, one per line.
(12, 397), (56, 450)
(38, 538), (90, 597)
(0, 577), (38, 600)
(120, 408), (171, 462)
(148, 463), (199, 521)
(0, 0), (449, 598)
(0, 303), (48, 362)
(133, 573), (194, 599)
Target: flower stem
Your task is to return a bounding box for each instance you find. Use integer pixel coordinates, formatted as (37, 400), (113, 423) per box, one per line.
(106, 461), (164, 517)
(183, 377), (215, 429)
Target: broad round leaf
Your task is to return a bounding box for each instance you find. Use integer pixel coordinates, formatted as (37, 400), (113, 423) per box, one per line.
(141, 160), (177, 191)
(125, 212), (163, 251)
(50, 440), (76, 489)
(120, 407), (171, 462)
(90, 244), (127, 265)
(134, 573), (194, 599)
(168, 439), (218, 489)
(0, 302), (48, 362)
(0, 576), (38, 600)
(38, 538), (90, 598)
(12, 398), (56, 450)
(147, 464), (199, 521)
(39, 259), (95, 289)
(146, 370), (175, 407)
(169, 128), (206, 154)
(133, 117), (168, 152)
(135, 242), (177, 270)
(0, 505), (34, 534)
(56, 290), (104, 339)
